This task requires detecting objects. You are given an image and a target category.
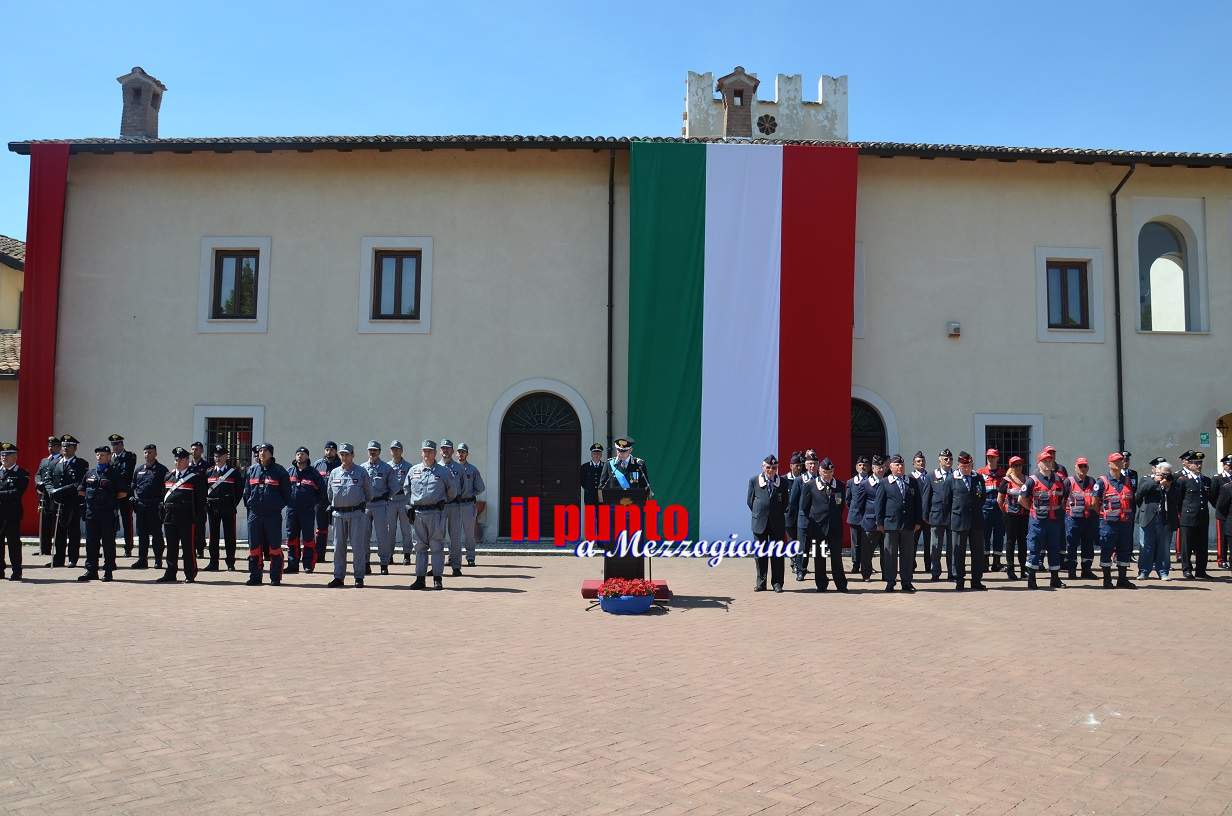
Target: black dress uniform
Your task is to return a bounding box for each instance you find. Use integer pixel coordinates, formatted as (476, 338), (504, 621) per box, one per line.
(596, 439), (652, 580)
(159, 451), (205, 583)
(79, 449), (125, 581)
(48, 437), (89, 567)
(1176, 452), (1216, 578)
(108, 435), (138, 557)
(35, 438), (60, 556)
(0, 444), (30, 580)
(798, 458), (847, 592)
(131, 451), (168, 568)
(580, 443), (605, 505)
(947, 456), (988, 590)
(205, 455), (242, 571)
(1212, 457), (1232, 568)
(748, 455), (789, 591)
(187, 446), (210, 558)
(921, 459), (953, 581)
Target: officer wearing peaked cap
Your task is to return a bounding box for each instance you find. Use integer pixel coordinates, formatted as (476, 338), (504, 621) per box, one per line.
(158, 447), (205, 583)
(108, 434), (137, 558)
(786, 452), (809, 580)
(749, 454), (789, 592)
(49, 435), (88, 568)
(1214, 453), (1232, 568)
(386, 441), (415, 567)
(362, 440), (397, 575)
(408, 439), (458, 590)
(455, 443), (486, 567)
(437, 439), (465, 575)
(130, 445), (168, 569)
(35, 436), (61, 558)
(597, 437), (653, 579)
(798, 456), (848, 592)
(1177, 449), (1215, 579)
(0, 442), (29, 581)
(580, 443), (605, 507)
(204, 444), (241, 572)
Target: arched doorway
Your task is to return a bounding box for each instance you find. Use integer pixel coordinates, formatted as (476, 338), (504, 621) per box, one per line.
(499, 392), (581, 538)
(851, 399), (886, 466)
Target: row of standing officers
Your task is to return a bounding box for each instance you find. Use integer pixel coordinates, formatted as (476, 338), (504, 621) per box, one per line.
(747, 446), (1228, 593)
(11, 435), (484, 588)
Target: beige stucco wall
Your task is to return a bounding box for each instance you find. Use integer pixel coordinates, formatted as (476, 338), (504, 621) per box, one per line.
(854, 157), (1232, 467)
(0, 265), (22, 329)
(0, 379), (16, 441)
(56, 148), (629, 539)
(50, 146), (1231, 540)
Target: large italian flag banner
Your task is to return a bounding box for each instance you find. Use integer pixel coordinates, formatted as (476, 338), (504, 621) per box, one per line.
(629, 142), (858, 541)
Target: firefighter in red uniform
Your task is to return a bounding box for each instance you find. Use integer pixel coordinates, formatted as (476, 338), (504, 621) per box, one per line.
(1021, 450), (1069, 589)
(285, 447), (327, 573)
(1093, 452), (1137, 589)
(977, 448), (1005, 570)
(1063, 457), (1100, 580)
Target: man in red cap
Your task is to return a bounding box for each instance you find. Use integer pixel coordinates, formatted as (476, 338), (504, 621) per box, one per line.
(1021, 449), (1069, 588)
(1043, 445), (1068, 479)
(1063, 457), (1100, 580)
(1092, 452), (1137, 588)
(977, 448), (1005, 571)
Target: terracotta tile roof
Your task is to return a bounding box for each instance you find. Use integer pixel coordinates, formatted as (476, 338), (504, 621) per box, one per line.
(0, 331), (20, 376)
(0, 235), (23, 271)
(8, 136), (1232, 168)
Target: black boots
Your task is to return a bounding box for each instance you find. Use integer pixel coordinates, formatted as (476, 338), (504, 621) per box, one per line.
(1027, 569), (1038, 589)
(1006, 564), (1018, 581)
(77, 570), (98, 582)
(1050, 571), (1065, 588)
(327, 578), (345, 588)
(410, 576), (427, 590)
(434, 576), (444, 590)
(991, 554), (1003, 571)
(1067, 566), (1077, 580)
(1081, 565), (1098, 580)
(1116, 566), (1137, 589)
(1102, 566), (1113, 588)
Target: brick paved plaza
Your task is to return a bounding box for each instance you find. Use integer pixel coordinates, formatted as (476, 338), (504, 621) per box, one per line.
(2, 552), (1231, 815)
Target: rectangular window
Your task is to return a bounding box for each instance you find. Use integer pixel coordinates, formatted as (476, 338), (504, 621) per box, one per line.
(985, 425), (1031, 468)
(211, 250), (259, 319)
(205, 417), (253, 465)
(371, 250), (421, 320)
(1045, 260), (1089, 329)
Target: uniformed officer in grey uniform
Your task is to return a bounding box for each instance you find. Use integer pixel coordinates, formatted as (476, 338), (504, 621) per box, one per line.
(456, 443), (486, 567)
(386, 440), (415, 566)
(437, 438), (465, 575)
(362, 441), (397, 574)
(327, 444), (373, 588)
(408, 439), (458, 590)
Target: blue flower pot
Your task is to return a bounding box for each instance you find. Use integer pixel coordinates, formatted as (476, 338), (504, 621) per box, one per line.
(599, 594), (654, 615)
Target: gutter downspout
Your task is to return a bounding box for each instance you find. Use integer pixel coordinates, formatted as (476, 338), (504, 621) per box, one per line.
(606, 148), (615, 449)
(1110, 164), (1136, 452)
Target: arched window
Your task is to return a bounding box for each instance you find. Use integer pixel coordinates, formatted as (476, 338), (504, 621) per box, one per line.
(851, 399), (886, 466)
(1139, 221), (1191, 332)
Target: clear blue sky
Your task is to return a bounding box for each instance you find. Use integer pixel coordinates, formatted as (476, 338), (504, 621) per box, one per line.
(3, 0), (1231, 240)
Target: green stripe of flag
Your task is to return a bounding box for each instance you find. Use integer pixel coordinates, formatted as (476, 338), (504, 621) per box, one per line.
(629, 142), (706, 538)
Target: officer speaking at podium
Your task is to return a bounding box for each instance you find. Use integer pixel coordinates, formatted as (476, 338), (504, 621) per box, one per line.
(596, 437), (652, 579)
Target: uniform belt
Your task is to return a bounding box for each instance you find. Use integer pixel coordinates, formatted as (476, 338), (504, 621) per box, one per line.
(335, 502), (366, 513)
(370, 496), (388, 503)
(415, 501), (446, 512)
(457, 497), (476, 504)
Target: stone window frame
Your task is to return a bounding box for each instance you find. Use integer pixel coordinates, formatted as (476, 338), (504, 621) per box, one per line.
(1131, 196), (1209, 334)
(1033, 245), (1104, 343)
(358, 236), (433, 334)
(197, 236), (271, 334)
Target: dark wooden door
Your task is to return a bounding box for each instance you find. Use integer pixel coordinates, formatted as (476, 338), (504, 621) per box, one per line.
(851, 399), (887, 468)
(499, 393), (581, 539)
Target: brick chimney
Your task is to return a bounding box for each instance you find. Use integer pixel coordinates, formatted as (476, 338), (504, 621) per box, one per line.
(116, 67), (166, 139)
(715, 66), (759, 138)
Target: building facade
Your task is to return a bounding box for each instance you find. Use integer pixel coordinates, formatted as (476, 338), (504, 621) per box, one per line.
(9, 66), (1232, 539)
